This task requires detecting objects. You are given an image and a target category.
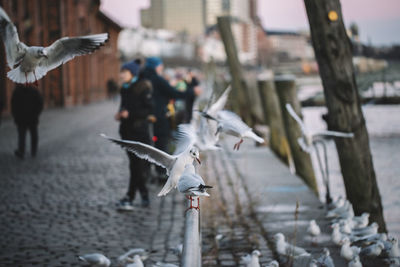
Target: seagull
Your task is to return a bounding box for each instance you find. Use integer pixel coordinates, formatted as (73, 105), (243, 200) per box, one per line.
(241, 250), (261, 267)
(352, 233), (387, 246)
(340, 237), (361, 261)
(331, 223), (347, 246)
(117, 248), (148, 265)
(328, 196), (345, 210)
(388, 237), (399, 258)
(315, 248), (335, 267)
(307, 219), (321, 243)
(352, 213), (370, 229)
(101, 129), (201, 197)
(125, 255), (144, 267)
(326, 200), (354, 219)
(274, 233), (310, 257)
(360, 241), (384, 257)
(351, 222), (378, 237)
(348, 255), (363, 267)
(285, 103), (353, 153)
(201, 109), (264, 150)
(0, 6), (108, 84)
(78, 253), (111, 267)
(265, 260), (279, 267)
(177, 164), (212, 210)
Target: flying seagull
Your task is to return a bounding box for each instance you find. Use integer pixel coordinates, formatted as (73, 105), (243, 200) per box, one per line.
(101, 129), (201, 197)
(0, 6), (108, 84)
(201, 109), (264, 150)
(177, 164), (212, 210)
(285, 103), (353, 153)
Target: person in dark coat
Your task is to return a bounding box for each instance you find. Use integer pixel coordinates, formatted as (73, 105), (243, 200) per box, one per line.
(184, 69), (201, 123)
(115, 61), (155, 210)
(11, 84), (43, 159)
(140, 57), (193, 179)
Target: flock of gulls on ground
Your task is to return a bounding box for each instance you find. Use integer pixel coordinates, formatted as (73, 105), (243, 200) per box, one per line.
(2, 5), (398, 267)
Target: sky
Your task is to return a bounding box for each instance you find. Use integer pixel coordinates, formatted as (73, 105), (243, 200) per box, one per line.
(100, 0), (400, 46)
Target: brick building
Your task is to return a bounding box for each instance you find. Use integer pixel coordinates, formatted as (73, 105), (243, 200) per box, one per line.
(0, 0), (122, 115)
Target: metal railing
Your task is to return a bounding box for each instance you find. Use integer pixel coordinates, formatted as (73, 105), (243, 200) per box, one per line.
(181, 197), (201, 267)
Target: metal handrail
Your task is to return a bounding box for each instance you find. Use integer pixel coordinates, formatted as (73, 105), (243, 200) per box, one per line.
(181, 197), (201, 267)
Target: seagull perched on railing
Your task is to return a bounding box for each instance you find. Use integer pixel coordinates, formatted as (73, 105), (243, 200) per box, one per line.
(285, 103), (354, 153)
(101, 127), (201, 197)
(0, 6), (108, 84)
(200, 109), (264, 150)
(177, 164), (212, 210)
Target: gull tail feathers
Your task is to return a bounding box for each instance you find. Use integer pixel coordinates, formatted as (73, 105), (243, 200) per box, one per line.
(158, 179), (174, 197)
(7, 67), (47, 84)
(247, 130), (265, 143)
(194, 191), (210, 197)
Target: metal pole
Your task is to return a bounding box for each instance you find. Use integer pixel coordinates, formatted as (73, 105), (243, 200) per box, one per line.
(181, 197), (201, 267)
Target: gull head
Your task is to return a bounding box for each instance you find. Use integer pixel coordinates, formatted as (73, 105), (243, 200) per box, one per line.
(252, 250), (261, 257)
(274, 233), (285, 242)
(33, 47), (48, 59)
(189, 147), (201, 164)
(323, 248), (330, 256)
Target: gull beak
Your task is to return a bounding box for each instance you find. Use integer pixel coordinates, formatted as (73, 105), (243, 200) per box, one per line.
(196, 157), (201, 165)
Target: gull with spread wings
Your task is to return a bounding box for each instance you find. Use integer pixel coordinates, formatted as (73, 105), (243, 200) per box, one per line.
(0, 6), (108, 84)
(101, 126), (201, 197)
(285, 103), (354, 153)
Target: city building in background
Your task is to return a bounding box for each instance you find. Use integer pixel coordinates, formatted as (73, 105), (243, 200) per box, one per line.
(0, 0), (121, 115)
(139, 0), (258, 64)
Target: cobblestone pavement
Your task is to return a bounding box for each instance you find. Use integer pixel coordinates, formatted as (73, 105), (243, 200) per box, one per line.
(1, 100), (392, 266)
(0, 101), (185, 266)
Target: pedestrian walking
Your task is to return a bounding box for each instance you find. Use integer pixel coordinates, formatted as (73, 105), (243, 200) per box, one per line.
(141, 57), (193, 180)
(11, 84), (43, 159)
(115, 61), (155, 210)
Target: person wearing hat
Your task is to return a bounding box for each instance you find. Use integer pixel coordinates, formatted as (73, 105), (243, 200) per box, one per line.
(114, 61), (155, 210)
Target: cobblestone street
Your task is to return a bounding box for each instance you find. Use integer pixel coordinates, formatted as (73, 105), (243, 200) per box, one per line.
(0, 100), (390, 267)
(0, 101), (185, 266)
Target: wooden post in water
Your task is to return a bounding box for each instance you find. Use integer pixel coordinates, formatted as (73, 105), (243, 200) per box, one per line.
(275, 75), (318, 194)
(217, 16), (251, 124)
(304, 0), (386, 231)
(258, 78), (291, 163)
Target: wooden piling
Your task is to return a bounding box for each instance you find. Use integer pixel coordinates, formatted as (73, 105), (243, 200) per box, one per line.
(258, 78), (291, 163)
(217, 16), (251, 124)
(275, 75), (318, 194)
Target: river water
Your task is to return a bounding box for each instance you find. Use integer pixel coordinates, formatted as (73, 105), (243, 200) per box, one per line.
(303, 105), (400, 237)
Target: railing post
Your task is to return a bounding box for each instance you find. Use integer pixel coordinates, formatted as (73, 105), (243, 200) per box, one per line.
(181, 197), (201, 267)
(275, 75), (318, 195)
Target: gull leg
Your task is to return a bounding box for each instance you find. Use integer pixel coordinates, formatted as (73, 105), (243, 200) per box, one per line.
(235, 139), (244, 151)
(33, 71), (38, 87)
(185, 196), (194, 212)
(25, 73), (28, 86)
(196, 197), (200, 210)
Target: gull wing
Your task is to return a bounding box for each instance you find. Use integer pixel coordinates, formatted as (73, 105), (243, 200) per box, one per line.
(0, 7), (26, 68)
(285, 103), (307, 133)
(217, 110), (250, 135)
(313, 130), (354, 140)
(101, 134), (176, 173)
(207, 86), (231, 116)
(173, 124), (197, 155)
(40, 33), (108, 73)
